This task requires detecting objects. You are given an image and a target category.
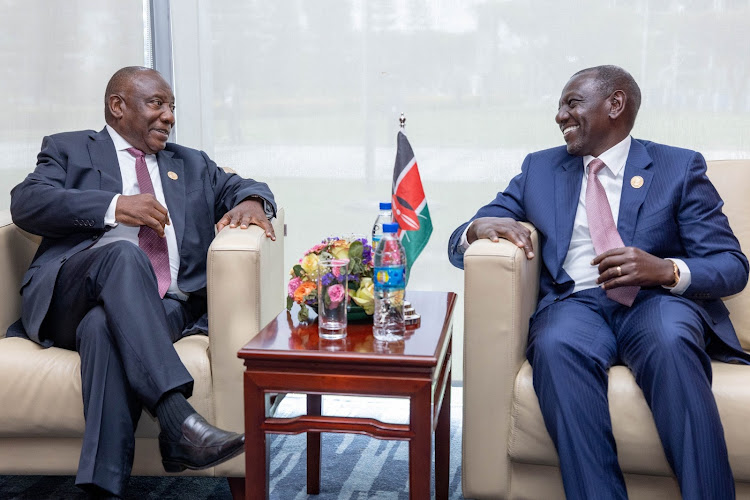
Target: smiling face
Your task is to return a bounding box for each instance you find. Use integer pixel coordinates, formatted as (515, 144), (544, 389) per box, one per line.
(555, 71), (622, 158)
(108, 70), (175, 154)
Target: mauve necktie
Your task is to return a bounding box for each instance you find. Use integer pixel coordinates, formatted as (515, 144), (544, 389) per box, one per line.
(126, 147), (171, 298)
(585, 158), (639, 306)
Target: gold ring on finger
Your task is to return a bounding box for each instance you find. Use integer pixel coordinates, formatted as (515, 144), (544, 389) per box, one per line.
(617, 265), (622, 277)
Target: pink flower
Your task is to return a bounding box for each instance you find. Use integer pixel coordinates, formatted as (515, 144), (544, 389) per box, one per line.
(327, 284), (346, 307)
(305, 243), (326, 255)
(288, 277), (302, 297)
(330, 258), (349, 278)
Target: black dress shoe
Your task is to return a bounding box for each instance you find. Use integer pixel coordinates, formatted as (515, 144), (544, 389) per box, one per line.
(159, 412), (245, 473)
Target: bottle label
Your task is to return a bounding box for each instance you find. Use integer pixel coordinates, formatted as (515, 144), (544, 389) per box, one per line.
(374, 265), (405, 290)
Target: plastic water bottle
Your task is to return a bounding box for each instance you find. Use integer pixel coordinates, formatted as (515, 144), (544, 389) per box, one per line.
(371, 202), (393, 249)
(373, 223), (406, 340)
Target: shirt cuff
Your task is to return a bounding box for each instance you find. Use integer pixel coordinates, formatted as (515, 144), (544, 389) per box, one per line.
(458, 222), (474, 253)
(664, 258), (691, 295)
(104, 194), (120, 227)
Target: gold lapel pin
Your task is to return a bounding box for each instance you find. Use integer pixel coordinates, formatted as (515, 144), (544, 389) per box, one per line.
(630, 175), (644, 189)
(167, 171), (178, 180)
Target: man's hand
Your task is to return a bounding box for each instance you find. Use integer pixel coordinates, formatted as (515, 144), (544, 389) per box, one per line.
(467, 216), (535, 259)
(592, 247), (674, 289)
(115, 194), (170, 237)
(216, 198), (276, 240)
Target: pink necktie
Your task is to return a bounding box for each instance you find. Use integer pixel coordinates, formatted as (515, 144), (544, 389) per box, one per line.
(586, 158), (639, 306)
(126, 148), (171, 298)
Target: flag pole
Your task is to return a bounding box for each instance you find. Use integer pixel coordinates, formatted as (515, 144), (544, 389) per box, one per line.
(396, 112), (416, 315)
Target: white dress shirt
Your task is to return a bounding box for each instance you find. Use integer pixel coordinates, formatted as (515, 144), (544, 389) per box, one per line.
(460, 135), (690, 295)
(93, 125), (186, 299)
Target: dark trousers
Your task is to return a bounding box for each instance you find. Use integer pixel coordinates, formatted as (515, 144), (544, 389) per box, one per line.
(527, 287), (734, 500)
(39, 241), (202, 497)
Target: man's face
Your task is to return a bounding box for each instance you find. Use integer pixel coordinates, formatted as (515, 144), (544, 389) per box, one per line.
(113, 71), (175, 154)
(555, 72), (614, 157)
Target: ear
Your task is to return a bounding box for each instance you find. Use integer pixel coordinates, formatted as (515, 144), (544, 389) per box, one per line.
(608, 90), (627, 120)
(108, 94), (125, 120)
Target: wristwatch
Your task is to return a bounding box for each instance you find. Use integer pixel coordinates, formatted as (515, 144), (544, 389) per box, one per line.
(245, 195), (275, 219)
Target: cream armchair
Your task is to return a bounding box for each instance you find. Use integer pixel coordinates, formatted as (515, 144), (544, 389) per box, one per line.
(0, 208), (285, 495)
(461, 160), (750, 499)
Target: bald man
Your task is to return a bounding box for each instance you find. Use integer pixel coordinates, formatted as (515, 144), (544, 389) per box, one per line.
(9, 66), (276, 499)
(449, 65), (748, 499)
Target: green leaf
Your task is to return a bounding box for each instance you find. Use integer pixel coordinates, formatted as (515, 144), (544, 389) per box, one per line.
(292, 265), (303, 277)
(286, 295), (294, 311)
(298, 303), (309, 322)
(348, 240), (363, 261)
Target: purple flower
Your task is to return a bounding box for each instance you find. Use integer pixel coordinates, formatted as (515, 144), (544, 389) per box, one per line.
(361, 243), (373, 264)
(320, 273), (336, 286)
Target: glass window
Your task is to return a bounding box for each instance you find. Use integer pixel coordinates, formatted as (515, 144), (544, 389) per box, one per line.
(208, 0), (750, 381)
(1, 0), (144, 214)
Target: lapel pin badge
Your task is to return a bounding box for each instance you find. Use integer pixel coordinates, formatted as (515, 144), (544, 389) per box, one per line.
(630, 176), (644, 189)
(167, 171), (178, 180)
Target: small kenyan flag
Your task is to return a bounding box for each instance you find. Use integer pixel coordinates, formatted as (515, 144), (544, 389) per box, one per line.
(391, 131), (433, 284)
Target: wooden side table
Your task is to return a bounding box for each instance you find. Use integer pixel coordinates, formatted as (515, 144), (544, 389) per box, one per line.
(237, 290), (456, 499)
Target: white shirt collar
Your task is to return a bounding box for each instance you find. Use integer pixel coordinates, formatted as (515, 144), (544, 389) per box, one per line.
(583, 135), (631, 176)
(106, 124), (143, 154)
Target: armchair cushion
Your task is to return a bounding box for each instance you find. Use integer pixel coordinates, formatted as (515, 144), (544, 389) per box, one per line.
(0, 319), (213, 439)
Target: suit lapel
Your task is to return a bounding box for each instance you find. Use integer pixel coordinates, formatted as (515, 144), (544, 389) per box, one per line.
(555, 157), (584, 272)
(156, 150), (186, 250)
(88, 128), (123, 193)
(617, 140), (653, 246)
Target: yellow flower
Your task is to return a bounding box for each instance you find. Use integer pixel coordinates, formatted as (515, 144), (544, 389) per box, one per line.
(350, 278), (375, 315)
(331, 245), (349, 260)
(300, 253), (320, 279)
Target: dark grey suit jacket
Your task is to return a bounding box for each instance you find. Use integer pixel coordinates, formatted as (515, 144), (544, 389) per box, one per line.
(9, 127), (276, 346)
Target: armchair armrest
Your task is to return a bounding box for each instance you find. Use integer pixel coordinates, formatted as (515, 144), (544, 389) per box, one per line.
(206, 208), (285, 443)
(462, 223), (540, 498)
(0, 213), (41, 337)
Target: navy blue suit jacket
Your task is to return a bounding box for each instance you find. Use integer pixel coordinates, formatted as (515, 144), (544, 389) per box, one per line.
(10, 128), (276, 346)
(449, 139), (749, 361)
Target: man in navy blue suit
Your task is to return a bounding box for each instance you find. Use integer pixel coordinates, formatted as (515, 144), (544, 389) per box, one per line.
(9, 66), (277, 499)
(448, 65), (748, 499)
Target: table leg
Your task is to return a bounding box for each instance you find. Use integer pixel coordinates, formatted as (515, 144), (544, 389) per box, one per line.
(409, 383), (432, 499)
(435, 371), (451, 500)
(245, 373), (268, 499)
(307, 393), (322, 494)
(227, 477), (245, 500)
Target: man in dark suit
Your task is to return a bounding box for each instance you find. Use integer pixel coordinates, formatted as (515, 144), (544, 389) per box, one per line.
(9, 66), (277, 499)
(448, 65), (748, 499)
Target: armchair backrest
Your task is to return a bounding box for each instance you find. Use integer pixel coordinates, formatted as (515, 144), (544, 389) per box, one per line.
(707, 160), (750, 349)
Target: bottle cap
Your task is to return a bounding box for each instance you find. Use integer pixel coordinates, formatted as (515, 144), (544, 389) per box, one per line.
(379, 202), (392, 210)
(383, 223), (399, 233)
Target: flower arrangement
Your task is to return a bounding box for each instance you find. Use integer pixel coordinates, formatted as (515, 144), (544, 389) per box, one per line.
(287, 236), (375, 322)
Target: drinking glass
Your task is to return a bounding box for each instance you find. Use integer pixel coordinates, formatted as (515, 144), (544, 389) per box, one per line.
(317, 258), (350, 339)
